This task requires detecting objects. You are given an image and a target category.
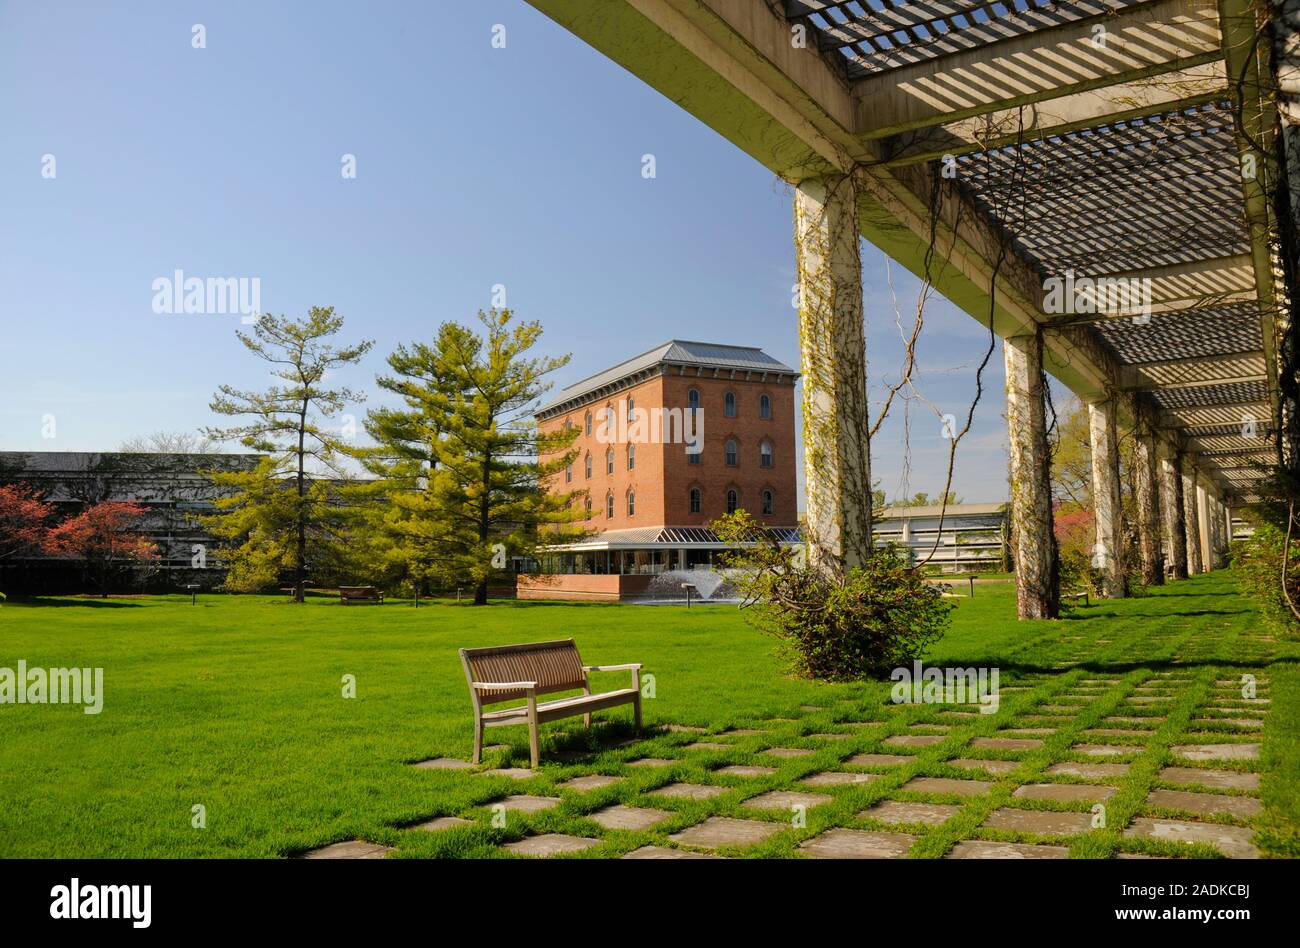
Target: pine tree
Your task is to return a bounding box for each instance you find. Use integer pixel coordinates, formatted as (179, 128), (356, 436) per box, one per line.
(358, 309), (584, 604)
(204, 308), (373, 601)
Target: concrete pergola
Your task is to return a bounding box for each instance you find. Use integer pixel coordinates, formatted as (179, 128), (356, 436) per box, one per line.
(526, 0), (1295, 618)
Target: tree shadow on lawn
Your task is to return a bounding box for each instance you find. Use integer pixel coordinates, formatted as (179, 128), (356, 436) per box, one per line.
(1062, 607), (1254, 620)
(972, 657), (1300, 678)
(2, 596), (142, 608)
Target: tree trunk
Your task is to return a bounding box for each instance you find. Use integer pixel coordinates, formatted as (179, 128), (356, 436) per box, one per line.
(295, 400), (307, 603)
(475, 442), (492, 606)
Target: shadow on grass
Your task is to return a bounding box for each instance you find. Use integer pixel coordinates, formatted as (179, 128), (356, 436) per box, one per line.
(2, 596), (142, 608)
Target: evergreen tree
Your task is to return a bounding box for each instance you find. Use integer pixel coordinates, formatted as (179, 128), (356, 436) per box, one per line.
(204, 308), (373, 601)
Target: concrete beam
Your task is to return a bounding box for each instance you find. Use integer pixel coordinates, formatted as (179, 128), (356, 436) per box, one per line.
(853, 0), (1224, 139)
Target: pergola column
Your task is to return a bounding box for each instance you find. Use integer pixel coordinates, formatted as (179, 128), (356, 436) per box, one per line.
(1196, 480), (1212, 570)
(1131, 407), (1164, 586)
(1004, 331), (1059, 619)
(1159, 444), (1188, 580)
(1182, 462), (1204, 574)
(793, 173), (872, 576)
(1087, 396), (1127, 598)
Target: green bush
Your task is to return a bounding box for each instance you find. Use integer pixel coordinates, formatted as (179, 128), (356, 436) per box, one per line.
(1233, 523), (1300, 635)
(713, 512), (954, 681)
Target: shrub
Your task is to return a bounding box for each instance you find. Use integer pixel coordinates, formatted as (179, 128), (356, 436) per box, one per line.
(1233, 523), (1300, 635)
(713, 512), (953, 681)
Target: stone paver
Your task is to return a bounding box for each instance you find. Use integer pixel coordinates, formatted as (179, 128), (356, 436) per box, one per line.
(1171, 743), (1260, 762)
(858, 800), (960, 826)
(627, 758), (677, 768)
(1127, 696), (1172, 704)
(808, 732), (854, 740)
(684, 741), (731, 752)
(946, 840), (1069, 859)
(884, 735), (945, 748)
(650, 782), (727, 800)
(1158, 767), (1260, 791)
(301, 840), (392, 859)
(1084, 728), (1152, 739)
(493, 794), (560, 814)
(480, 768), (535, 779)
(800, 770), (881, 787)
(982, 808), (1095, 835)
(1047, 761), (1131, 779)
(948, 758), (1021, 775)
(1193, 718), (1264, 729)
(800, 828), (915, 858)
(1072, 744), (1137, 757)
(669, 816), (783, 850)
(1124, 818), (1258, 858)
(1014, 783), (1116, 803)
(411, 757), (474, 770)
(1103, 716), (1164, 726)
(971, 737), (1043, 752)
(589, 804), (672, 831)
(716, 764), (777, 778)
(557, 774), (624, 792)
(901, 776), (993, 797)
(847, 753), (913, 767)
(621, 845), (720, 859)
(663, 724), (708, 734)
(1145, 789), (1263, 819)
(504, 834), (600, 857)
(412, 817), (474, 832)
(724, 728), (765, 737)
(1002, 727), (1056, 735)
(741, 790), (831, 811)
(763, 747), (816, 758)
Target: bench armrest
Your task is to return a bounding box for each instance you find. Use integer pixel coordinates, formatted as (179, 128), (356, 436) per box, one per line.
(583, 664), (642, 673)
(472, 681), (538, 691)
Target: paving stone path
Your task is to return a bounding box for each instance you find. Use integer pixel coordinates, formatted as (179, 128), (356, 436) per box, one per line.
(303, 599), (1276, 859)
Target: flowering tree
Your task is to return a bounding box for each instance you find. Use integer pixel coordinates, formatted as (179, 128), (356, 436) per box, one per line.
(43, 502), (159, 596)
(0, 483), (54, 561)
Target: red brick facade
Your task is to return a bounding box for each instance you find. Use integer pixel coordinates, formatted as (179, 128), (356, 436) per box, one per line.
(539, 363), (798, 531)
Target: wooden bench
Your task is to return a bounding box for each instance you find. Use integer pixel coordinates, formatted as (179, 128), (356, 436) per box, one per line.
(339, 585), (384, 605)
(1062, 590), (1090, 607)
(459, 639), (642, 768)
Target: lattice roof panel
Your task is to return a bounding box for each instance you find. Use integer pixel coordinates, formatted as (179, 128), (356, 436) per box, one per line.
(1093, 303), (1262, 364)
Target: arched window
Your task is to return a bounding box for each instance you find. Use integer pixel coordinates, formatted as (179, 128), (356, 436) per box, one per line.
(606, 494), (614, 518)
(690, 488), (702, 514)
(585, 453), (592, 478)
(566, 463), (572, 483)
(627, 491), (636, 516)
(725, 439), (738, 466)
(688, 388), (700, 415)
(584, 496), (592, 515)
(762, 489), (774, 515)
(724, 391), (737, 417)
(627, 397), (635, 421)
(606, 449), (614, 474)
(727, 489), (739, 514)
(627, 444), (635, 470)
(760, 394), (771, 419)
(760, 440), (773, 468)
(585, 413), (592, 436)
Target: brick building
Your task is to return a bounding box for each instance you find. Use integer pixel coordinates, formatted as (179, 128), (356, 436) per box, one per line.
(524, 341), (801, 600)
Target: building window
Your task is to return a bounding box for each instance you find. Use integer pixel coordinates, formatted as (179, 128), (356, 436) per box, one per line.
(627, 397), (635, 421)
(760, 441), (773, 468)
(727, 489), (738, 514)
(606, 449), (614, 474)
(627, 444), (635, 470)
(606, 494), (614, 518)
(688, 447), (701, 465)
(726, 439), (738, 466)
(724, 391), (736, 417)
(585, 453), (592, 478)
(627, 491), (635, 516)
(760, 394), (771, 419)
(762, 489), (774, 515)
(688, 388), (700, 415)
(690, 488), (701, 514)
(566, 463), (572, 483)
(584, 497), (592, 515)
(585, 413), (592, 436)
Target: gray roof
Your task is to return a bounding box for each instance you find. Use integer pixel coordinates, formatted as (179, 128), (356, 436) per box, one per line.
(539, 340), (799, 414)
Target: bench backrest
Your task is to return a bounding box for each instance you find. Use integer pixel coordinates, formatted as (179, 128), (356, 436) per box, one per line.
(340, 586), (379, 598)
(459, 639), (586, 705)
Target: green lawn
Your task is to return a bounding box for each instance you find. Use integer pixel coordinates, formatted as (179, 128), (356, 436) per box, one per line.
(0, 572), (1295, 858)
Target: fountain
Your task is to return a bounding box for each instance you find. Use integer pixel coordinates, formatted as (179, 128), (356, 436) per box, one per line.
(636, 568), (740, 604)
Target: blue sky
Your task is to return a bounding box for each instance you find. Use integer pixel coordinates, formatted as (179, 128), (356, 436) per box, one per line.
(0, 0), (1029, 504)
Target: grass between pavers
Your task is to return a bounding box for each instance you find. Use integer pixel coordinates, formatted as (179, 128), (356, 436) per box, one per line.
(0, 571), (1296, 858)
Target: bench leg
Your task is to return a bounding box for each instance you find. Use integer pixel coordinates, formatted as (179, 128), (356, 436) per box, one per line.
(582, 685), (592, 729)
(472, 720), (484, 764)
(528, 722), (540, 769)
(633, 691), (642, 731)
